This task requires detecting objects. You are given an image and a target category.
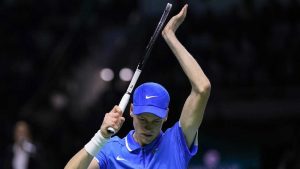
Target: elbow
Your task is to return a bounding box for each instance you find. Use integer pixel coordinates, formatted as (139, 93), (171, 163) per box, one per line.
(201, 82), (211, 96)
(194, 80), (211, 96)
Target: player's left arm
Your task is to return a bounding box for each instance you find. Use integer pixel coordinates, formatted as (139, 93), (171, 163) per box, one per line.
(162, 4), (211, 148)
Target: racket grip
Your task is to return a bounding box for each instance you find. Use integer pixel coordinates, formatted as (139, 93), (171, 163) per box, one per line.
(107, 93), (131, 134)
(118, 93), (131, 112)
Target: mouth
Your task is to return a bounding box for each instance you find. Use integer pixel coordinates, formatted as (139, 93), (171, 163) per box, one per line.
(141, 133), (153, 138)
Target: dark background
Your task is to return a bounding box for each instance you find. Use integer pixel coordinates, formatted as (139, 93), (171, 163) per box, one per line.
(1, 0), (300, 168)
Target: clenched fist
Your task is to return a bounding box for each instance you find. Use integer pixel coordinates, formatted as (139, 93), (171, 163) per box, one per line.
(100, 106), (125, 138)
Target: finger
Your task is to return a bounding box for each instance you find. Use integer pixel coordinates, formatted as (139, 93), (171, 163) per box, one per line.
(183, 4), (188, 11)
(110, 111), (123, 118)
(104, 113), (118, 126)
(120, 117), (125, 126)
(100, 114), (114, 137)
(176, 4), (188, 17)
(108, 113), (124, 126)
(112, 117), (125, 131)
(113, 105), (123, 115)
(111, 118), (123, 130)
(182, 4), (188, 17)
(177, 5), (187, 21)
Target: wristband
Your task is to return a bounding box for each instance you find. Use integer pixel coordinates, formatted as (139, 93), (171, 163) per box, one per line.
(84, 130), (109, 156)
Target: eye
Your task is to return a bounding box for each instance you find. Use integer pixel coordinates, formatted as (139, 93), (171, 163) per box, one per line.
(139, 117), (146, 121)
(154, 119), (161, 123)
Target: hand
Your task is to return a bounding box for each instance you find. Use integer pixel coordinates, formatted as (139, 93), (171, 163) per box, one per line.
(100, 106), (125, 138)
(162, 4), (188, 38)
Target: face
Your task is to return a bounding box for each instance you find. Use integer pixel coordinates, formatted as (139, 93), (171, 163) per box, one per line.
(14, 121), (31, 144)
(130, 105), (167, 146)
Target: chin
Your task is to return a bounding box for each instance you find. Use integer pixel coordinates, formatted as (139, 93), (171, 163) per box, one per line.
(143, 137), (155, 144)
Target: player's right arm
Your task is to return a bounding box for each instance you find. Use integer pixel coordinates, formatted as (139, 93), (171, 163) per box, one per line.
(64, 106), (125, 169)
(65, 149), (97, 169)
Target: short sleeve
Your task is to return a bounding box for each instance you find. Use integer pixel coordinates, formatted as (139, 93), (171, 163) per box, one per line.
(165, 121), (198, 158)
(95, 148), (108, 169)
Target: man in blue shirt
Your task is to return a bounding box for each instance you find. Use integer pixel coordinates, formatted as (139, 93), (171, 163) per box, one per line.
(65, 4), (211, 169)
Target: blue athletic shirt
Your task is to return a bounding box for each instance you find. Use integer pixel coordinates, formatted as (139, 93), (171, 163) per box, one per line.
(95, 121), (198, 169)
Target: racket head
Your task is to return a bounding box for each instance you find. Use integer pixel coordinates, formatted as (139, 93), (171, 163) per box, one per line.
(139, 3), (172, 70)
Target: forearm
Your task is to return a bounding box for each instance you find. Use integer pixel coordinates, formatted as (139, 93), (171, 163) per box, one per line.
(65, 130), (110, 169)
(65, 149), (94, 169)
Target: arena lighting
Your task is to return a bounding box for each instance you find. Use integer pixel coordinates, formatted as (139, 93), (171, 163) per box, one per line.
(119, 67), (133, 81)
(100, 68), (114, 81)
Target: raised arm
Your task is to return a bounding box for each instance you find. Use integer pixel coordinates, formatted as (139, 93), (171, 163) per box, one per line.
(64, 106), (125, 169)
(162, 4), (211, 148)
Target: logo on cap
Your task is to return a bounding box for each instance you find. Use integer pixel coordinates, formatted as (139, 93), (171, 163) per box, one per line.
(145, 95), (158, 99)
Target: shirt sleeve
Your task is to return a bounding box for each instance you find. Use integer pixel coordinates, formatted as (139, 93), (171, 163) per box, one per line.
(95, 148), (108, 169)
(94, 136), (122, 169)
(166, 121), (198, 158)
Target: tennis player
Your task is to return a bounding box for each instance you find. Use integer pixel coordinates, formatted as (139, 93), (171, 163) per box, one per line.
(65, 4), (211, 169)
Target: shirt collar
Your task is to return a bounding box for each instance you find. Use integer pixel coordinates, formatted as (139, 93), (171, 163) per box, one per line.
(125, 130), (162, 152)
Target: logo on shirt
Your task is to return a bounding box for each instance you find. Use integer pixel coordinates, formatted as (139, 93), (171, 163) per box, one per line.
(116, 155), (127, 161)
(145, 95), (158, 99)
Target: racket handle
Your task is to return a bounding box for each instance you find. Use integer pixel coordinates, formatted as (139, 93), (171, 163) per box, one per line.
(107, 93), (131, 134)
(119, 93), (131, 112)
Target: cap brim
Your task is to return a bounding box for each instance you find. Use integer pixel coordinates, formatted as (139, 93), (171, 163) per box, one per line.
(133, 105), (167, 119)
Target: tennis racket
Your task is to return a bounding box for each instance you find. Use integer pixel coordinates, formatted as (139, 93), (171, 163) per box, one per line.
(107, 3), (173, 134)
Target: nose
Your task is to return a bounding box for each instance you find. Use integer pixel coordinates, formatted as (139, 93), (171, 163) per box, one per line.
(143, 121), (154, 131)
(144, 123), (151, 130)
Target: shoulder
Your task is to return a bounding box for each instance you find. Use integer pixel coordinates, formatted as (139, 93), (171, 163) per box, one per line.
(164, 121), (180, 135)
(96, 136), (124, 158)
(106, 136), (124, 146)
(162, 121), (189, 147)
(101, 135), (125, 152)
(161, 121), (198, 159)
(95, 135), (127, 163)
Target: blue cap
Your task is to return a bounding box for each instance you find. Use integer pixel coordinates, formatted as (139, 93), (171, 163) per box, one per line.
(133, 82), (170, 118)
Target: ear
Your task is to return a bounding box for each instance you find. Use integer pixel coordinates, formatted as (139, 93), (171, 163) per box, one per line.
(163, 108), (169, 122)
(130, 103), (133, 117)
